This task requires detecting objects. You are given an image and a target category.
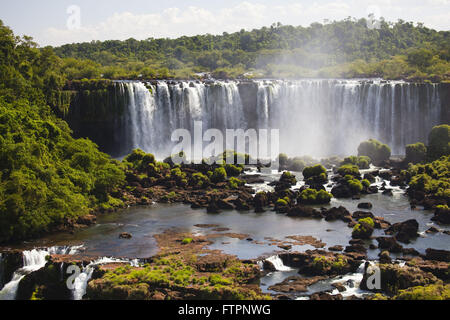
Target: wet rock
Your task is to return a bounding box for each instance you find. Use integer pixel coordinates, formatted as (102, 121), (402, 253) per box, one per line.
(402, 248), (420, 256)
(76, 214), (97, 226)
(379, 251), (392, 264)
(376, 237), (403, 253)
(278, 244), (292, 251)
(425, 249), (450, 262)
(357, 202), (373, 210)
(206, 201), (221, 214)
(331, 184), (352, 198)
(329, 245), (344, 252)
(432, 206), (450, 225)
(310, 292), (343, 300)
(323, 206), (352, 222)
(406, 258), (450, 280)
(385, 219), (419, 244)
(287, 206), (321, 218)
(345, 244), (367, 254)
(217, 199), (235, 210)
(268, 276), (326, 293)
(119, 232), (132, 239)
(360, 263), (439, 294)
(426, 226), (440, 234)
(1, 250), (23, 287)
(262, 260), (277, 272)
(332, 282), (346, 292)
(369, 244), (378, 250)
(382, 189), (393, 196)
(352, 211), (374, 219)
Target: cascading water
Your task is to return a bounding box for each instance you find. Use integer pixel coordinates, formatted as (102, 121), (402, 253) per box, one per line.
(0, 246), (83, 300)
(71, 257), (140, 300)
(265, 255), (293, 272)
(116, 79), (445, 158)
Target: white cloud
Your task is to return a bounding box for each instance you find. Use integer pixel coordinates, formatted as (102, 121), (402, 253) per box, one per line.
(38, 1), (450, 46)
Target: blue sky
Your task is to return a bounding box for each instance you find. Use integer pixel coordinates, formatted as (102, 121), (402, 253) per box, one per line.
(1, 0), (449, 46)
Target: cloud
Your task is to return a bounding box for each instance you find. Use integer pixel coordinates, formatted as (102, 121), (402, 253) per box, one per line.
(38, 1), (450, 46)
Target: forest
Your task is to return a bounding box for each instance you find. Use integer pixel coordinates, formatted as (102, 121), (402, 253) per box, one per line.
(53, 18), (450, 81)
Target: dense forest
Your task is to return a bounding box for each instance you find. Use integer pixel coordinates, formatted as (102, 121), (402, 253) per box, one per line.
(53, 18), (450, 81)
(0, 20), (125, 242)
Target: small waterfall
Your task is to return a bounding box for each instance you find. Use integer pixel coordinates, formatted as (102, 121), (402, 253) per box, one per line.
(72, 257), (140, 300)
(117, 79), (445, 158)
(265, 255), (293, 272)
(0, 246), (83, 301)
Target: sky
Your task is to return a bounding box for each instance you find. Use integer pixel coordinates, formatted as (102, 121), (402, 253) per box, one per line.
(1, 0), (449, 47)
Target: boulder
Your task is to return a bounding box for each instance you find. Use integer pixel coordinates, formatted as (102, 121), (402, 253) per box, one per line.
(287, 206), (321, 218)
(119, 232), (132, 239)
(331, 184), (352, 198)
(432, 206), (450, 224)
(385, 219), (419, 243)
(357, 202), (373, 210)
(376, 237), (403, 253)
(323, 206), (352, 222)
(425, 249), (450, 262)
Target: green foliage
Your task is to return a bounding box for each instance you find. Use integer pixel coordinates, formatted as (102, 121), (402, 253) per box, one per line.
(228, 177), (244, 189)
(341, 156), (371, 169)
(337, 164), (360, 177)
(51, 19), (450, 82)
(0, 21), (126, 243)
(280, 171), (297, 185)
(298, 188), (332, 205)
(352, 217), (375, 239)
(312, 255), (348, 274)
(303, 165), (327, 180)
(405, 142), (427, 164)
(358, 139), (391, 164)
(427, 125), (450, 161)
(407, 155), (450, 199)
(224, 164), (243, 177)
(191, 172), (210, 188)
(211, 167), (227, 183)
(393, 283), (450, 300)
(182, 238), (193, 245)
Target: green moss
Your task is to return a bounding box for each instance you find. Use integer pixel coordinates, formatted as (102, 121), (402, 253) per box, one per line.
(405, 142), (427, 164)
(303, 165), (327, 180)
(341, 156), (371, 169)
(358, 139), (391, 164)
(182, 238), (193, 245)
(427, 125), (450, 161)
(337, 164), (360, 177)
(228, 177), (244, 189)
(211, 167), (227, 183)
(298, 188), (332, 205)
(394, 283), (450, 300)
(352, 217), (374, 239)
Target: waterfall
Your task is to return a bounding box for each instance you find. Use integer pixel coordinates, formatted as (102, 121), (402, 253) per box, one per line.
(72, 257), (140, 300)
(265, 255), (293, 271)
(0, 246), (83, 300)
(116, 79), (445, 158)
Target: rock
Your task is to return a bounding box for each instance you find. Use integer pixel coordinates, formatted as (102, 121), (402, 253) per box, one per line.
(425, 249), (450, 262)
(323, 206), (352, 222)
(402, 248), (420, 256)
(406, 258), (450, 280)
(385, 219), (419, 243)
(426, 226), (440, 234)
(345, 244), (367, 254)
(331, 184), (352, 198)
(352, 211), (374, 219)
(376, 237), (403, 253)
(310, 292), (343, 300)
(76, 214), (97, 226)
(379, 251), (392, 264)
(278, 244), (292, 251)
(329, 245), (344, 252)
(287, 206), (321, 218)
(119, 232), (132, 239)
(369, 244), (378, 250)
(262, 260), (277, 272)
(357, 202), (373, 210)
(332, 282), (346, 292)
(217, 199), (235, 210)
(207, 201), (221, 213)
(360, 264), (439, 294)
(432, 206), (450, 224)
(372, 216), (391, 229)
(382, 189), (393, 196)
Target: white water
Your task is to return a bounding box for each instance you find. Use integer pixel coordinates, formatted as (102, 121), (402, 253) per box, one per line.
(0, 246), (83, 300)
(265, 255), (293, 272)
(119, 79), (444, 157)
(72, 257), (140, 300)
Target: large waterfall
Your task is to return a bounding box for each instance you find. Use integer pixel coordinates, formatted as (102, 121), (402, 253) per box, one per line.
(73, 79), (447, 158)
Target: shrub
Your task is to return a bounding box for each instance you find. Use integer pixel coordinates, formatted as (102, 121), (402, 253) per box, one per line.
(352, 217), (374, 239)
(394, 284), (450, 300)
(211, 167), (227, 183)
(358, 139), (391, 164)
(191, 172), (210, 188)
(337, 164), (360, 177)
(303, 164), (327, 180)
(405, 142), (427, 164)
(341, 156), (371, 169)
(224, 164), (243, 177)
(228, 177), (244, 189)
(298, 188), (332, 205)
(427, 125), (450, 161)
